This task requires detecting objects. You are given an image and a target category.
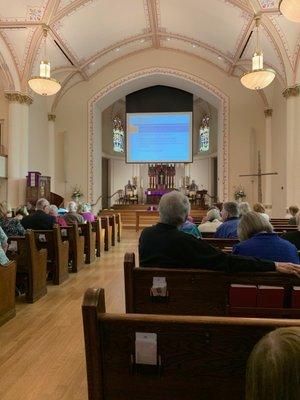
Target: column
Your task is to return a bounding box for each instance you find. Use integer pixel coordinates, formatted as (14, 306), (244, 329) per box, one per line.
(283, 85), (300, 207)
(48, 113), (56, 192)
(263, 109), (273, 212)
(5, 92), (32, 207)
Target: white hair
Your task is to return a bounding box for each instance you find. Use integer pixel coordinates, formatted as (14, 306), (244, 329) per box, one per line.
(238, 202), (251, 217)
(49, 204), (58, 216)
(67, 201), (77, 213)
(36, 198), (50, 211)
(206, 208), (221, 221)
(159, 191), (190, 226)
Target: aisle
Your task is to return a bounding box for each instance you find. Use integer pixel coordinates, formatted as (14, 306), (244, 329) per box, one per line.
(0, 230), (139, 400)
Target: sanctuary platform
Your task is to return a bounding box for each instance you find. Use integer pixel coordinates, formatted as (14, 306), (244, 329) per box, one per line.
(111, 204), (206, 229)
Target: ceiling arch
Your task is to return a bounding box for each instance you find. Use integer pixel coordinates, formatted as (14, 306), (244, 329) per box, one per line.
(0, 0), (299, 94)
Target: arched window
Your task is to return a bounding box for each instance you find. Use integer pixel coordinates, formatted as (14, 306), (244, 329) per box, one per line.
(112, 116), (124, 153)
(199, 115), (210, 152)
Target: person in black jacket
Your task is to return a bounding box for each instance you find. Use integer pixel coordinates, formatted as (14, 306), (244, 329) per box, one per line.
(21, 198), (56, 230)
(139, 191), (300, 276)
(282, 211), (300, 250)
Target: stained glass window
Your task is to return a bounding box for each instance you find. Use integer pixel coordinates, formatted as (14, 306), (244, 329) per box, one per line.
(199, 115), (210, 152)
(112, 116), (124, 153)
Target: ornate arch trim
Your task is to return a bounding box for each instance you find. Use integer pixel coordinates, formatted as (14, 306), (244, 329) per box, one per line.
(87, 67), (230, 203)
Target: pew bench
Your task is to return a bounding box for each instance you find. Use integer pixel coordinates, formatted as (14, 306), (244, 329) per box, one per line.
(92, 218), (105, 257)
(79, 222), (96, 264)
(34, 226), (69, 285)
(0, 260), (16, 326)
(7, 231), (47, 303)
(124, 253), (300, 318)
(82, 287), (300, 400)
(100, 216), (112, 251)
(100, 211), (122, 242)
(60, 224), (84, 272)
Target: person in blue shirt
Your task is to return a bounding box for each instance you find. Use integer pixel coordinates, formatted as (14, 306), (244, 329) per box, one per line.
(215, 201), (239, 238)
(179, 216), (201, 239)
(233, 211), (299, 263)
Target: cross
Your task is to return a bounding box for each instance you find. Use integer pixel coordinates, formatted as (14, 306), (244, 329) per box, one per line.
(239, 151), (278, 203)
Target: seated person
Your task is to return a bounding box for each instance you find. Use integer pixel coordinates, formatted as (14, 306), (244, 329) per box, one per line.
(21, 198), (56, 230)
(64, 201), (85, 225)
(253, 202), (270, 221)
(49, 205), (67, 227)
(282, 211), (300, 250)
(179, 214), (201, 238)
(188, 180), (198, 193)
(0, 202), (25, 237)
(288, 205), (299, 225)
(198, 208), (222, 233)
(0, 226), (9, 265)
(246, 327), (300, 400)
(78, 203), (95, 222)
(139, 191), (300, 275)
(215, 201), (239, 238)
(233, 212), (299, 263)
(238, 201), (251, 217)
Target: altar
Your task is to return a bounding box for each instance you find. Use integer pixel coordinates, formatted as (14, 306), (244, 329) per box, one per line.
(146, 164), (176, 204)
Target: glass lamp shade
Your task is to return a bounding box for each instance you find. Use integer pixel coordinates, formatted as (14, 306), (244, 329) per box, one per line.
(279, 0), (300, 23)
(28, 76), (61, 96)
(28, 60), (61, 96)
(240, 69), (276, 90)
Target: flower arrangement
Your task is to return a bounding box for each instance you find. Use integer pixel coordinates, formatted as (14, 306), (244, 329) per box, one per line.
(234, 185), (246, 201)
(71, 185), (83, 201)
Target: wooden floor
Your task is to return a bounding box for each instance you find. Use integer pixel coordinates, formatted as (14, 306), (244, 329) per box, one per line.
(0, 229), (139, 400)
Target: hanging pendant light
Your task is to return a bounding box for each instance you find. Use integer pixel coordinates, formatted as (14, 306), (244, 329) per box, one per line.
(279, 0), (300, 23)
(240, 16), (276, 90)
(28, 28), (61, 96)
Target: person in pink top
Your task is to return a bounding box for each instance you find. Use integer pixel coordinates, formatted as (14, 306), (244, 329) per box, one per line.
(79, 203), (95, 222)
(49, 205), (68, 227)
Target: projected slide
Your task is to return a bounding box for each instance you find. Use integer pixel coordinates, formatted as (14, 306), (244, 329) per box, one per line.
(126, 112), (192, 163)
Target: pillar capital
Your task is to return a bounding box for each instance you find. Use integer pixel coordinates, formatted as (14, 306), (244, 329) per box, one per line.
(48, 113), (56, 122)
(264, 108), (273, 118)
(282, 85), (300, 99)
(4, 91), (33, 105)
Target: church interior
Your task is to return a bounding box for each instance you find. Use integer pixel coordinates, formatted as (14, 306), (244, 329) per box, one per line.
(1, 1), (300, 400)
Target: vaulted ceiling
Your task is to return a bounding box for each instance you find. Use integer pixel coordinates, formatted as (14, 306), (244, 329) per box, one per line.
(0, 0), (299, 96)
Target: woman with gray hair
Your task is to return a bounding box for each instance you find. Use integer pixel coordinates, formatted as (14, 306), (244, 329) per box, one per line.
(238, 201), (251, 217)
(64, 201), (85, 225)
(198, 208), (222, 233)
(233, 211), (299, 263)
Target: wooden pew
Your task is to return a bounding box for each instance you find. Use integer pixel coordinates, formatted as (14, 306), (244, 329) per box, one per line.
(100, 216), (112, 251)
(0, 261), (16, 326)
(100, 210), (122, 242)
(34, 226), (69, 285)
(79, 222), (96, 264)
(82, 287), (300, 400)
(61, 224), (84, 272)
(92, 218), (105, 257)
(202, 237), (239, 250)
(124, 253), (300, 318)
(7, 231), (47, 303)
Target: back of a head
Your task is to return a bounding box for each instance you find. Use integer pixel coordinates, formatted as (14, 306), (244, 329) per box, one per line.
(238, 211), (273, 241)
(0, 201), (9, 218)
(223, 201), (239, 218)
(253, 203), (265, 214)
(246, 327), (300, 400)
(295, 211), (300, 229)
(49, 204), (58, 216)
(159, 191), (190, 226)
(289, 205), (299, 216)
(238, 202), (251, 217)
(67, 201), (77, 213)
(36, 198), (50, 212)
(15, 205), (29, 217)
(206, 208), (221, 222)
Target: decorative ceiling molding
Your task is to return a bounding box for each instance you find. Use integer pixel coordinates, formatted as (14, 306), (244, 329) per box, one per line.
(0, 0), (299, 91)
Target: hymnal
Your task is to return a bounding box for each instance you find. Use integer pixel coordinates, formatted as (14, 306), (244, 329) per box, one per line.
(257, 285), (284, 308)
(229, 284), (257, 307)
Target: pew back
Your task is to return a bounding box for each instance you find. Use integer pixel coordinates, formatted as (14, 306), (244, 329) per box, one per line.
(79, 222), (96, 264)
(8, 231), (47, 302)
(61, 224), (84, 272)
(82, 288), (300, 400)
(0, 261), (16, 326)
(34, 226), (69, 284)
(124, 253), (300, 318)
